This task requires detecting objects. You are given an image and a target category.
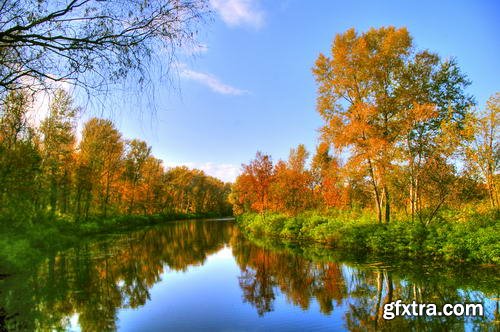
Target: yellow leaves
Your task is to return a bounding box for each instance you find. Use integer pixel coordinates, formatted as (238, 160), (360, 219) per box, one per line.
(411, 103), (438, 122)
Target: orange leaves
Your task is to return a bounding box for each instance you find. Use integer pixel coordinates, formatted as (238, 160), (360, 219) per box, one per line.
(321, 171), (348, 208)
(232, 152), (274, 214)
(409, 103), (438, 124)
(232, 148), (317, 215)
(312, 27), (442, 222)
(270, 161), (313, 214)
(232, 144), (352, 215)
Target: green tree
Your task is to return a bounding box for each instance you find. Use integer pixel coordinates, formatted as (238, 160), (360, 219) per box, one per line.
(40, 89), (78, 214)
(0, 90), (41, 223)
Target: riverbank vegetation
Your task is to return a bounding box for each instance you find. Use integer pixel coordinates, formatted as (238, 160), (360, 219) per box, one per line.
(0, 88), (232, 269)
(230, 27), (499, 263)
(237, 209), (499, 264)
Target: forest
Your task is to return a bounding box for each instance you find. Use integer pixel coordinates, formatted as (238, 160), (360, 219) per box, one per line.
(231, 27), (499, 264)
(0, 89), (232, 227)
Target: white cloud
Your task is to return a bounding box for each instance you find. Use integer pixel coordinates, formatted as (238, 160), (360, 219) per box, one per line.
(178, 64), (249, 95)
(210, 0), (265, 29)
(165, 161), (240, 183)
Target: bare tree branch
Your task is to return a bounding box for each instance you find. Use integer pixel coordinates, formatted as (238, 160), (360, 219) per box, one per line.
(0, 0), (210, 99)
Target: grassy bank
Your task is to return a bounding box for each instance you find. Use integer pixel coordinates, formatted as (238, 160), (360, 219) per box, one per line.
(0, 212), (227, 274)
(236, 208), (500, 264)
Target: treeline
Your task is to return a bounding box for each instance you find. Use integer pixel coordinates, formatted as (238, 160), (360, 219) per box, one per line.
(231, 27), (499, 223)
(0, 89), (232, 225)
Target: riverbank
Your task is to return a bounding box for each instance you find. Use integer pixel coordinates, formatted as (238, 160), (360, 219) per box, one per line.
(236, 208), (500, 264)
(0, 212), (228, 274)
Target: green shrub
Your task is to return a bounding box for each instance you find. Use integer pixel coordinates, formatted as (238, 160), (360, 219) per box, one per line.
(236, 208), (500, 264)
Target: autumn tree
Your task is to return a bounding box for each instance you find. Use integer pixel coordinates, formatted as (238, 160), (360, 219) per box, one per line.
(288, 144), (309, 173)
(122, 139), (152, 214)
(311, 142), (348, 209)
(313, 27), (473, 223)
(140, 156), (165, 214)
(269, 145), (313, 214)
(232, 152), (274, 214)
(162, 166), (231, 215)
(78, 118), (124, 218)
(465, 93), (499, 208)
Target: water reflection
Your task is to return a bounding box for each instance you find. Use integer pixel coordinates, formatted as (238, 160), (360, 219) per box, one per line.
(0, 220), (498, 331)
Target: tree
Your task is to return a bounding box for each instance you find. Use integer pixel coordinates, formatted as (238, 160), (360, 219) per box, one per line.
(311, 143), (348, 209)
(0, 90), (41, 222)
(465, 93), (499, 208)
(162, 166), (230, 215)
(40, 89), (78, 214)
(0, 0), (209, 96)
(269, 145), (313, 214)
(232, 152), (274, 214)
(288, 144), (309, 172)
(398, 53), (474, 222)
(78, 118), (124, 218)
(312, 27), (473, 223)
(122, 139), (151, 214)
(140, 156), (165, 214)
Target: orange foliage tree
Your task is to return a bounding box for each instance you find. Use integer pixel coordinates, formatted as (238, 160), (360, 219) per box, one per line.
(270, 145), (314, 214)
(312, 26), (474, 223)
(231, 152), (274, 214)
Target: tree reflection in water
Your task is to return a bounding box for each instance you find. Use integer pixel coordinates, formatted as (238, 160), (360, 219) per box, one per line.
(0, 220), (498, 331)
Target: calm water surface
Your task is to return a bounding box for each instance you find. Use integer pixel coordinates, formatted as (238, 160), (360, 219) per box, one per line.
(1, 219), (498, 331)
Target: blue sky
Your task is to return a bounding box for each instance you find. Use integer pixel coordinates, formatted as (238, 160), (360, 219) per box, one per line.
(101, 0), (499, 182)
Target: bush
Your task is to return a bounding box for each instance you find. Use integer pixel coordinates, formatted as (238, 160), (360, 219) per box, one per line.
(236, 208), (500, 264)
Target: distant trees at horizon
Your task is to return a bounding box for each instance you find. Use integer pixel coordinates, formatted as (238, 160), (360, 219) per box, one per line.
(0, 88), (232, 225)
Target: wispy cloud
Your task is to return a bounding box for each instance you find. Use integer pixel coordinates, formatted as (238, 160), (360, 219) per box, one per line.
(165, 161), (240, 183)
(178, 63), (249, 95)
(210, 0), (265, 29)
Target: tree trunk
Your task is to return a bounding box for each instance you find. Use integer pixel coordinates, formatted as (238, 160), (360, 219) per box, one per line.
(384, 185), (390, 223)
(367, 158), (383, 223)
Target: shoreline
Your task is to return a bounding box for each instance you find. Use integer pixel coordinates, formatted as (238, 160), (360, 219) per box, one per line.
(235, 210), (500, 265)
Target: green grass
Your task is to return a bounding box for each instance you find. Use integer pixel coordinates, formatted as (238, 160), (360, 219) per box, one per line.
(236, 208), (500, 264)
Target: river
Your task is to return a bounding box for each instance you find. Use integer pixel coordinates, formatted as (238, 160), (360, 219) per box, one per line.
(0, 219), (498, 331)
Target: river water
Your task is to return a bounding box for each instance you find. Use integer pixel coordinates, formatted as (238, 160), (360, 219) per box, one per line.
(0, 219), (498, 331)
